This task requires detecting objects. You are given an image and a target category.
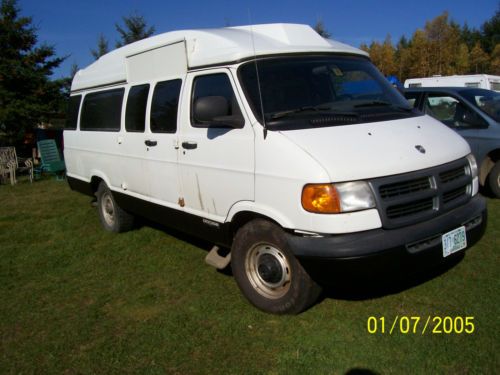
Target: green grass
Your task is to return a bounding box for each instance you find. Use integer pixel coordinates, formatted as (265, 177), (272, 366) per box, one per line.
(0, 179), (498, 374)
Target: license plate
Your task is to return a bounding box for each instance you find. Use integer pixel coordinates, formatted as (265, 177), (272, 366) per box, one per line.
(442, 226), (467, 257)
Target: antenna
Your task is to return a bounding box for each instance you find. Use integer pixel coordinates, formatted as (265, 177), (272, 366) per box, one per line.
(248, 12), (267, 139)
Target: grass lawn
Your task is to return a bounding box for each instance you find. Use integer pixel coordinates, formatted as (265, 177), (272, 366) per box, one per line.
(0, 179), (498, 374)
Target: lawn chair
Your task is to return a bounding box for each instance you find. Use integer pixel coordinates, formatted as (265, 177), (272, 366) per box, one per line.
(0, 147), (34, 185)
(37, 139), (66, 180)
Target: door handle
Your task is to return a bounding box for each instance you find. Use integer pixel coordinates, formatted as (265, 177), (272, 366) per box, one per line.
(182, 141), (198, 150)
(145, 140), (157, 147)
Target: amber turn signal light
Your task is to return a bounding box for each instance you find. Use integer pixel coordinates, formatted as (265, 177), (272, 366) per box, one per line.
(301, 184), (341, 213)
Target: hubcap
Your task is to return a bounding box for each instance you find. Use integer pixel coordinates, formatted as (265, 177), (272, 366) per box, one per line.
(101, 192), (115, 226)
(245, 244), (291, 299)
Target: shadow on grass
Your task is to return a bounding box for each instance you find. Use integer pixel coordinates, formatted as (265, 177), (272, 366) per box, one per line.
(320, 253), (464, 302)
(134, 212), (465, 304)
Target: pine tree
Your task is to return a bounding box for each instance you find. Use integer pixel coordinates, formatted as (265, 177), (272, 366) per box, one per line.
(313, 20), (331, 38)
(115, 12), (155, 48)
(91, 33), (109, 60)
(480, 6), (500, 53)
(0, 0), (65, 145)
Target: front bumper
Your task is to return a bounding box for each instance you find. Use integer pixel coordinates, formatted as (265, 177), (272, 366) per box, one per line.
(288, 195), (487, 282)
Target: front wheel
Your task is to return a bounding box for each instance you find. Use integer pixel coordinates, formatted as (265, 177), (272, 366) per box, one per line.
(488, 161), (500, 198)
(231, 219), (321, 314)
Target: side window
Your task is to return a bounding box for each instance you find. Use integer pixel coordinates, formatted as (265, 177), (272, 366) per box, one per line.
(191, 73), (244, 128)
(81, 88), (124, 131)
(425, 94), (487, 128)
(126, 84), (149, 132)
(65, 95), (82, 130)
(150, 79), (182, 133)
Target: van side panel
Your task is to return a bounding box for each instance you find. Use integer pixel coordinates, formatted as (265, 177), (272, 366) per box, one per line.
(126, 42), (187, 83)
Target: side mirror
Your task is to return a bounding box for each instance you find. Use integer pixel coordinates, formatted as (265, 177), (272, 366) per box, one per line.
(193, 96), (244, 128)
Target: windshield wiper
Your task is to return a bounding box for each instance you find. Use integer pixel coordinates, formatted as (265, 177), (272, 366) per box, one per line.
(354, 100), (412, 111)
(269, 105), (333, 119)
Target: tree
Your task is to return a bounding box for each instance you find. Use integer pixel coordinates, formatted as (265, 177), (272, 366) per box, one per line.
(470, 41), (490, 73)
(361, 36), (396, 77)
(424, 12), (460, 75)
(91, 33), (109, 60)
(460, 23), (482, 50)
(407, 29), (431, 78)
(0, 0), (65, 145)
(313, 20), (331, 38)
(395, 36), (411, 81)
(490, 44), (500, 74)
(480, 6), (500, 53)
(454, 43), (470, 74)
(115, 12), (155, 48)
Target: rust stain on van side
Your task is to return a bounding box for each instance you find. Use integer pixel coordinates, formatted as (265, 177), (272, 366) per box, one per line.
(195, 174), (205, 211)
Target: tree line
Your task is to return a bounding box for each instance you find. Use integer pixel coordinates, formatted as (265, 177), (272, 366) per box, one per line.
(0, 0), (155, 146)
(2, 0), (499, 147)
(358, 10), (500, 81)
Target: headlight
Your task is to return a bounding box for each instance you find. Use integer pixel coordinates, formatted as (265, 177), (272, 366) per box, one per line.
(466, 153), (478, 179)
(302, 181), (375, 214)
(466, 153), (479, 196)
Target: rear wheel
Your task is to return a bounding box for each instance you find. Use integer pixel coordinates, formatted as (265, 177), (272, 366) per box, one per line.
(231, 219), (321, 314)
(488, 161), (500, 198)
(96, 182), (134, 232)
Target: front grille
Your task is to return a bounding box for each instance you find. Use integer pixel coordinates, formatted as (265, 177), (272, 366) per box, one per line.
(443, 186), (468, 204)
(386, 197), (435, 219)
(439, 166), (466, 184)
(370, 158), (472, 229)
(379, 177), (431, 199)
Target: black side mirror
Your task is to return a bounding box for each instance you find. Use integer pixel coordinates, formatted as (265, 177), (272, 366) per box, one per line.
(193, 96), (244, 128)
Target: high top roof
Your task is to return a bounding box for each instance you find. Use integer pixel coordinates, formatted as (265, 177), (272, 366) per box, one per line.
(72, 23), (368, 91)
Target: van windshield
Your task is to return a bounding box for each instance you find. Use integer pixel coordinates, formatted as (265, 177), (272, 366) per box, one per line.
(238, 55), (419, 130)
(459, 88), (500, 122)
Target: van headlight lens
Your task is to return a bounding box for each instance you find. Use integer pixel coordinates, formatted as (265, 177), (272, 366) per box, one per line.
(302, 181), (375, 214)
(466, 153), (478, 179)
(466, 153), (479, 196)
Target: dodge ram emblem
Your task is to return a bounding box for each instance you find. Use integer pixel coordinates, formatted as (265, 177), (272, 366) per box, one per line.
(415, 145), (426, 154)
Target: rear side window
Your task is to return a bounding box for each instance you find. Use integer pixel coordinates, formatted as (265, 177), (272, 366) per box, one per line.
(126, 84), (149, 132)
(65, 95), (82, 130)
(150, 79), (182, 133)
(81, 88), (124, 131)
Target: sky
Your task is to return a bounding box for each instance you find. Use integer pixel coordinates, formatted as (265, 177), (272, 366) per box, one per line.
(18, 0), (499, 79)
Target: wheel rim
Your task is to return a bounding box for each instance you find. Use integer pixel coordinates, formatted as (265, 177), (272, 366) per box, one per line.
(497, 173), (500, 188)
(245, 243), (291, 299)
(101, 192), (115, 227)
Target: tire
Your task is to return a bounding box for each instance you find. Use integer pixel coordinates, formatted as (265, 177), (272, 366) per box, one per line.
(96, 182), (135, 232)
(231, 219), (322, 314)
(488, 161), (500, 198)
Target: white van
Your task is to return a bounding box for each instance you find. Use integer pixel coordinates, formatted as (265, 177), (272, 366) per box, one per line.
(405, 75), (500, 92)
(65, 24), (487, 314)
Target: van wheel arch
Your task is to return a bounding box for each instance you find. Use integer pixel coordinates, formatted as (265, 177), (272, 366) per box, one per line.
(90, 176), (103, 194)
(479, 150), (500, 187)
(229, 211), (283, 240)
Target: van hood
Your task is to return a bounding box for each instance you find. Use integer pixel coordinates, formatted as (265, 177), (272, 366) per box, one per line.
(280, 115), (471, 182)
